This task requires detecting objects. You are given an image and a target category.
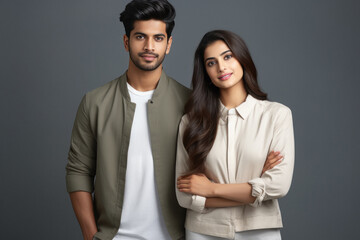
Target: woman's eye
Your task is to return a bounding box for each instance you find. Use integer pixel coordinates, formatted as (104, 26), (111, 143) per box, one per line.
(224, 54), (232, 60)
(207, 61), (216, 67)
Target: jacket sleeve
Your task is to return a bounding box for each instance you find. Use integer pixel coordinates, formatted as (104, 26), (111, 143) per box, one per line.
(175, 116), (207, 213)
(248, 106), (295, 207)
(66, 95), (96, 193)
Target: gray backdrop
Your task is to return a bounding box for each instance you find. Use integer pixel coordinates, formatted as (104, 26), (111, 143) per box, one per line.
(1, 0), (359, 239)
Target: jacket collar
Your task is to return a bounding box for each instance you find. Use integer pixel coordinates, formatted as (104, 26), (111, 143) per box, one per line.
(118, 70), (169, 102)
(220, 94), (257, 121)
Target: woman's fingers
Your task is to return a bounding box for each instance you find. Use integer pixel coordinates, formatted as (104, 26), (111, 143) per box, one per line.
(267, 154), (282, 167)
(264, 151), (281, 167)
(177, 175), (192, 181)
(177, 179), (191, 184)
(268, 151), (280, 161)
(177, 175), (194, 191)
(177, 181), (192, 192)
(178, 188), (191, 193)
(263, 151), (277, 168)
(267, 150), (276, 159)
(269, 158), (282, 169)
(177, 178), (191, 190)
(262, 151), (283, 175)
(177, 183), (189, 189)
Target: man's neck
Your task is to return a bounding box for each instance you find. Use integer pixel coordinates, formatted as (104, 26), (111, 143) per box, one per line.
(126, 64), (162, 92)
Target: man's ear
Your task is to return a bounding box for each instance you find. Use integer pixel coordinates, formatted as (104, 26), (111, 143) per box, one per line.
(165, 36), (173, 54)
(123, 34), (129, 52)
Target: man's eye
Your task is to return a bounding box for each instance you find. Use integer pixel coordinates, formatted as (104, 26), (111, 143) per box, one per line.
(155, 37), (164, 41)
(136, 35), (144, 40)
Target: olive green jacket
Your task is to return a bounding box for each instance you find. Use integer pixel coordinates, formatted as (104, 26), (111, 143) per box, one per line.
(66, 71), (190, 240)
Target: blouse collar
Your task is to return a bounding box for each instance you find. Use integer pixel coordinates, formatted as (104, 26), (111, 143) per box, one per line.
(219, 94), (257, 121)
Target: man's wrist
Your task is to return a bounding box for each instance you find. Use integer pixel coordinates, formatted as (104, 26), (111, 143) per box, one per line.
(81, 228), (97, 240)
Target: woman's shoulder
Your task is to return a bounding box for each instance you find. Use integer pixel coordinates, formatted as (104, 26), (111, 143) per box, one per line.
(254, 98), (292, 118)
(180, 114), (190, 126)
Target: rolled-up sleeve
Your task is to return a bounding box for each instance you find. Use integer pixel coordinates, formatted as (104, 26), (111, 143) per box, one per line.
(248, 107), (295, 207)
(175, 117), (207, 213)
(66, 95), (96, 193)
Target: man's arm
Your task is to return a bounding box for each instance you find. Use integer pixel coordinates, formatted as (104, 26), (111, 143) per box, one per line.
(66, 95), (97, 239)
(70, 191), (97, 240)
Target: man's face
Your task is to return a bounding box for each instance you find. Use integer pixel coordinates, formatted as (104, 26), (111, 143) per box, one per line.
(124, 19), (172, 72)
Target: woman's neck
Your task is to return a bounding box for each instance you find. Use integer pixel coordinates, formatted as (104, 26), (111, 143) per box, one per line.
(219, 81), (247, 109)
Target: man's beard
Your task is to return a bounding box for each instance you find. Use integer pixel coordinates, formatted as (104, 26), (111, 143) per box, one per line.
(129, 49), (166, 71)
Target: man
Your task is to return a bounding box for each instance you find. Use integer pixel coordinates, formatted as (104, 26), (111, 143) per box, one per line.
(66, 1), (190, 239)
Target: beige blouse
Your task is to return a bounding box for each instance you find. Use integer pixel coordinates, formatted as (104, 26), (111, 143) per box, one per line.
(175, 95), (295, 239)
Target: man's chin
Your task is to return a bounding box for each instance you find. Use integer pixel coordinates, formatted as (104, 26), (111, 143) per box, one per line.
(134, 61), (162, 71)
(130, 55), (165, 72)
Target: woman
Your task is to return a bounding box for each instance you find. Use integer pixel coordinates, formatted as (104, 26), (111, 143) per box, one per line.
(176, 30), (294, 240)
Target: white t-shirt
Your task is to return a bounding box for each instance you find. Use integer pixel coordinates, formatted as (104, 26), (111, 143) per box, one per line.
(113, 83), (171, 240)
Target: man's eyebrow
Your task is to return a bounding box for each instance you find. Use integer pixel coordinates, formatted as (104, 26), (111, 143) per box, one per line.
(205, 50), (231, 62)
(154, 34), (166, 38)
(133, 32), (146, 36)
(133, 32), (166, 38)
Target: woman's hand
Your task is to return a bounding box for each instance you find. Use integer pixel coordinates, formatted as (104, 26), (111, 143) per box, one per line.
(261, 151), (283, 176)
(177, 151), (282, 198)
(177, 174), (215, 197)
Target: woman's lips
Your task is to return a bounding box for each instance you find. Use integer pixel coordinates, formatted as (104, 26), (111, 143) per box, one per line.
(218, 73), (232, 81)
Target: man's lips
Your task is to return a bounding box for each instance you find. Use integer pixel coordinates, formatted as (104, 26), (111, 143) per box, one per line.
(139, 53), (158, 61)
(218, 73), (232, 81)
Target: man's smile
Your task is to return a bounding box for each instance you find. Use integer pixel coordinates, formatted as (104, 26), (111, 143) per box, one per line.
(139, 52), (158, 61)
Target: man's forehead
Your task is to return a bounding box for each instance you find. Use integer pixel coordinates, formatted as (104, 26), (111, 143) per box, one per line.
(132, 19), (167, 36)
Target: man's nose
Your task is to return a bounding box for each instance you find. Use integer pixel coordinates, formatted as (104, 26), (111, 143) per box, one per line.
(144, 38), (155, 51)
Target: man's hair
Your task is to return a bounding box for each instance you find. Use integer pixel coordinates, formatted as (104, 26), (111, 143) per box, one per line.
(119, 0), (176, 38)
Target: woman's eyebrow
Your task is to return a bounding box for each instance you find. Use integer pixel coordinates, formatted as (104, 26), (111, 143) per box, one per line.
(205, 50), (231, 62)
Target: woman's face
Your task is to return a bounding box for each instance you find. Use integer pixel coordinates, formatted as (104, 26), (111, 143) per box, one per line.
(204, 40), (243, 90)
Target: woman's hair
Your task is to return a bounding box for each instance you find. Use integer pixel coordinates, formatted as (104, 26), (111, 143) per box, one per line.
(183, 30), (267, 175)
(119, 0), (176, 38)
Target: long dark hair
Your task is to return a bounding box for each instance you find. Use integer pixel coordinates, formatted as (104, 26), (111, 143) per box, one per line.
(183, 30), (267, 175)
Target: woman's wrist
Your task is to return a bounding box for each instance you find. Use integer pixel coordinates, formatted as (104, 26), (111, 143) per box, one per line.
(210, 182), (219, 197)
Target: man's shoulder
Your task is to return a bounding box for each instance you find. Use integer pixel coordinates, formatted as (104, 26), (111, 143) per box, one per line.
(76, 76), (124, 115)
(86, 77), (120, 99)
